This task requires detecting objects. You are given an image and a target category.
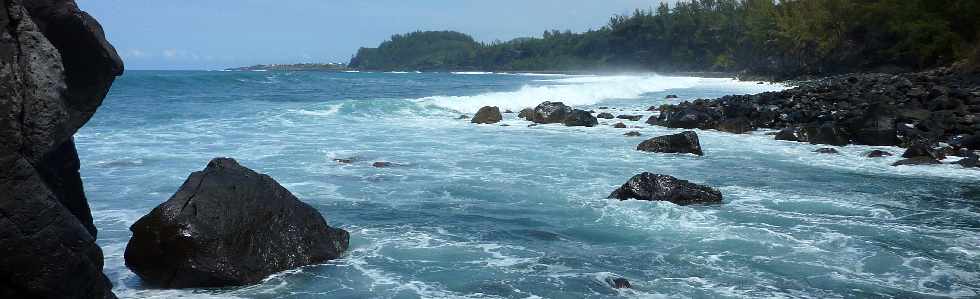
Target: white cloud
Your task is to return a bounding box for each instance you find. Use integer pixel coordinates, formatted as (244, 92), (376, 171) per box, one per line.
(123, 48), (146, 58)
(162, 49), (178, 58)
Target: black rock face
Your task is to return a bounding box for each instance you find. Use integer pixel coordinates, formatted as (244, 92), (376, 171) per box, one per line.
(563, 109), (598, 127)
(125, 158), (350, 288)
(636, 131), (704, 156)
(608, 172), (722, 205)
(1, 0), (122, 298)
(471, 106), (502, 124)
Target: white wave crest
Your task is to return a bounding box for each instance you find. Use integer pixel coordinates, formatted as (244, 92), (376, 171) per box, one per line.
(418, 75), (742, 113)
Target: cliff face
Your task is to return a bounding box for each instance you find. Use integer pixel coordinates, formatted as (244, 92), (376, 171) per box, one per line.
(0, 0), (123, 297)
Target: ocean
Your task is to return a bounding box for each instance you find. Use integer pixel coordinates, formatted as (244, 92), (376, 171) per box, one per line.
(77, 70), (980, 298)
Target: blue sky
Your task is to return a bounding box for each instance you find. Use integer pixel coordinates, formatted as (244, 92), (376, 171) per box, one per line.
(78, 0), (670, 70)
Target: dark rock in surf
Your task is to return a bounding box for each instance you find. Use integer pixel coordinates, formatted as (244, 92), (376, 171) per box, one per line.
(957, 151), (979, 168)
(613, 122), (627, 128)
(518, 108), (534, 121)
(563, 109), (598, 127)
(471, 106), (502, 124)
(636, 131), (704, 156)
(774, 128), (800, 141)
(125, 158), (349, 288)
(530, 101), (573, 124)
(717, 117), (753, 134)
(608, 172), (722, 205)
(665, 94), (679, 99)
(814, 148), (839, 154)
(901, 142), (946, 160)
(617, 115), (643, 121)
(456, 115), (469, 120)
(607, 277), (632, 289)
(624, 131), (642, 137)
(866, 150), (893, 158)
(333, 158), (354, 164)
(892, 157), (942, 166)
(373, 161), (393, 168)
(799, 125), (850, 146)
(597, 112), (615, 119)
(1, 0), (123, 297)
(950, 134), (980, 151)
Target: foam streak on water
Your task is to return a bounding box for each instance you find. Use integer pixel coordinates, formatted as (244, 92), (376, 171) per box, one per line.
(77, 71), (980, 298)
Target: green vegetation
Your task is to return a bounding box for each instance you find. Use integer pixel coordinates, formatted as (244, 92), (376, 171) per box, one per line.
(348, 0), (980, 78)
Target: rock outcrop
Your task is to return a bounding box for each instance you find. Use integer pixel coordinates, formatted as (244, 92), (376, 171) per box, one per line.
(608, 172), (722, 205)
(529, 101), (573, 124)
(1, 0), (123, 298)
(563, 109), (598, 127)
(471, 106), (502, 124)
(636, 131), (704, 156)
(125, 158), (350, 288)
(653, 70), (980, 150)
(597, 112), (615, 119)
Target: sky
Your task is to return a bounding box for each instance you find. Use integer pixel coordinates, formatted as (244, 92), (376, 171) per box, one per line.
(77, 0), (671, 70)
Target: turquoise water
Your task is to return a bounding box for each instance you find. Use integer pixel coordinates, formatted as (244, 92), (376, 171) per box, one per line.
(78, 71), (980, 298)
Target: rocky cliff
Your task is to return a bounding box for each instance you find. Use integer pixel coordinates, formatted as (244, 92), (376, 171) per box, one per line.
(0, 0), (122, 297)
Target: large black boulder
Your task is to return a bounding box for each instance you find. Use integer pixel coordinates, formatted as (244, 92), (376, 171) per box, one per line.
(608, 173), (722, 205)
(125, 158), (350, 288)
(799, 125), (850, 146)
(774, 128), (800, 141)
(636, 131), (704, 156)
(1, 0), (123, 298)
(563, 109), (598, 127)
(471, 106), (502, 124)
(530, 101), (573, 124)
(596, 112), (615, 119)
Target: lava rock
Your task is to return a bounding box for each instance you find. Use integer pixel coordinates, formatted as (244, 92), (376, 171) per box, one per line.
(717, 117), (753, 134)
(613, 122), (627, 128)
(950, 134), (980, 150)
(814, 148), (839, 154)
(866, 150), (893, 158)
(597, 112), (615, 119)
(518, 108), (534, 121)
(665, 94), (679, 99)
(957, 151), (979, 168)
(608, 172), (722, 205)
(636, 131), (704, 156)
(799, 125), (850, 146)
(901, 142), (946, 160)
(624, 131), (642, 137)
(530, 101), (574, 124)
(125, 158), (350, 288)
(1, 0), (123, 297)
(774, 128), (800, 141)
(562, 109), (598, 127)
(373, 161), (393, 168)
(892, 157), (942, 166)
(471, 106), (502, 124)
(607, 277), (632, 289)
(617, 115), (643, 121)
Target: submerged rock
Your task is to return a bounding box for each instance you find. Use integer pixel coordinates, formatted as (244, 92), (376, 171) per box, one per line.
(892, 157), (941, 166)
(597, 112), (615, 119)
(563, 109), (599, 127)
(607, 277), (632, 289)
(624, 131), (642, 137)
(814, 148), (839, 154)
(608, 172), (722, 205)
(636, 131), (704, 156)
(125, 158), (349, 288)
(471, 106), (502, 124)
(373, 161), (393, 168)
(613, 122), (627, 128)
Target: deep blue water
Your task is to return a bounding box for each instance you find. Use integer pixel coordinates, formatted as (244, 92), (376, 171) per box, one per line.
(78, 70), (980, 298)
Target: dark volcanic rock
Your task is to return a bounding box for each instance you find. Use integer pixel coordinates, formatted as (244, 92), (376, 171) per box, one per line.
(717, 117), (753, 134)
(597, 112), (615, 119)
(774, 128), (800, 141)
(957, 151), (979, 168)
(613, 122), (627, 128)
(799, 125), (850, 146)
(950, 134), (980, 151)
(866, 150), (893, 158)
(518, 108), (534, 121)
(666, 94), (679, 99)
(814, 148), (840, 154)
(901, 142), (946, 160)
(624, 131), (642, 137)
(563, 109), (599, 127)
(636, 131), (704, 156)
(1, 0), (122, 298)
(125, 158), (350, 288)
(608, 172), (722, 205)
(530, 101), (573, 124)
(471, 106), (502, 124)
(617, 114), (643, 121)
(892, 157), (942, 166)
(373, 161), (393, 168)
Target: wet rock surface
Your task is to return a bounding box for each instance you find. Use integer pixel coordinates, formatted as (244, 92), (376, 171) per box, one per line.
(608, 172), (723, 205)
(636, 131), (704, 156)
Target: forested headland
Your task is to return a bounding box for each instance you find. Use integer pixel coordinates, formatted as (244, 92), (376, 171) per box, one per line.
(348, 0), (980, 78)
